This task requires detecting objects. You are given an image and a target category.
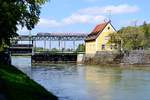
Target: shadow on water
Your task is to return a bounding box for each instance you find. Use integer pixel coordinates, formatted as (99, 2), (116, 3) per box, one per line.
(11, 56), (150, 100)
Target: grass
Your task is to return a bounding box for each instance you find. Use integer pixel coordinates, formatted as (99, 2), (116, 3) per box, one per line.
(0, 63), (58, 100)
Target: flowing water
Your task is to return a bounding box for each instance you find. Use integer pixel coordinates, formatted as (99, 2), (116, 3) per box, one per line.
(12, 56), (150, 100)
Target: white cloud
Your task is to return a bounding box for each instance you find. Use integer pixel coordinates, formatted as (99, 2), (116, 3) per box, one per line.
(35, 14), (106, 28)
(93, 15), (106, 22)
(78, 4), (139, 15)
(63, 14), (105, 24)
(59, 4), (139, 25)
(19, 4), (140, 32)
(37, 18), (61, 27)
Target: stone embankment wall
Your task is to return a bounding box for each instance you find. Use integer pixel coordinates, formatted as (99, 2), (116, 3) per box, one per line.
(84, 51), (121, 64)
(84, 50), (150, 65)
(121, 50), (150, 64)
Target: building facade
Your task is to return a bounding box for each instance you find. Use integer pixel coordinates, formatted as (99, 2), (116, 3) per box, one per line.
(85, 21), (116, 55)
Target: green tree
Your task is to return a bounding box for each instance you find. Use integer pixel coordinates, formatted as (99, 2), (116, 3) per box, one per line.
(108, 26), (145, 51)
(0, 0), (48, 51)
(76, 44), (85, 52)
(143, 21), (150, 37)
(141, 21), (150, 49)
(51, 48), (59, 52)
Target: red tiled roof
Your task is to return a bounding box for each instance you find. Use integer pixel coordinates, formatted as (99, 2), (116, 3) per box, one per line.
(92, 22), (108, 33)
(85, 21), (110, 42)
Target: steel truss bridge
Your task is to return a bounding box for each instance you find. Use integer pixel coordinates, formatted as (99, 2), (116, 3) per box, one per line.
(16, 32), (88, 41)
(11, 32), (88, 53)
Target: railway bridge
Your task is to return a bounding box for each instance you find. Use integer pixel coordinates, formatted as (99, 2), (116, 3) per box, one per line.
(11, 32), (87, 52)
(10, 32), (87, 63)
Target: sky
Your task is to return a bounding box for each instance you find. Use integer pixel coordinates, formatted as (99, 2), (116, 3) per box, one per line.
(19, 0), (150, 35)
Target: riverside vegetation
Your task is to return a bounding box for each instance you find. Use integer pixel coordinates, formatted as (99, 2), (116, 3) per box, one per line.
(108, 22), (150, 51)
(0, 63), (58, 100)
(0, 1), (58, 99)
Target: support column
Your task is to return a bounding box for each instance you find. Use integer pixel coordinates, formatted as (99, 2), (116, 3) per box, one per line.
(58, 40), (61, 51)
(64, 41), (66, 52)
(73, 40), (76, 51)
(34, 40), (36, 52)
(44, 40), (46, 51)
(32, 40), (34, 55)
(31, 40), (33, 45)
(49, 40), (51, 51)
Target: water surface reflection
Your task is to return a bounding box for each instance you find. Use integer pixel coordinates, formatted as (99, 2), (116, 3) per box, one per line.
(12, 56), (150, 100)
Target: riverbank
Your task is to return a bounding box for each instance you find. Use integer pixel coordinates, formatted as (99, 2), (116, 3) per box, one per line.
(0, 64), (58, 100)
(84, 50), (150, 65)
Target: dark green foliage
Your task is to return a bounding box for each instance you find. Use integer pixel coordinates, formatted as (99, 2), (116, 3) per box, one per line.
(0, 64), (58, 100)
(0, 0), (48, 49)
(76, 44), (85, 52)
(142, 21), (150, 38)
(108, 22), (150, 51)
(140, 22), (150, 48)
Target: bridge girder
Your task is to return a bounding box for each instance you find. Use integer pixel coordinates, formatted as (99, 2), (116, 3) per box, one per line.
(16, 33), (88, 41)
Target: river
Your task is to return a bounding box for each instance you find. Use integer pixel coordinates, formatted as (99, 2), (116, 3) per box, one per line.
(11, 56), (150, 100)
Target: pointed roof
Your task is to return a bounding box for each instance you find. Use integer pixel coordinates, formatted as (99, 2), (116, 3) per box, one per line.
(92, 22), (109, 33)
(85, 21), (111, 42)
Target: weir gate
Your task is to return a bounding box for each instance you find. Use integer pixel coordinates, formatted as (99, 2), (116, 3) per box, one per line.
(10, 32), (87, 63)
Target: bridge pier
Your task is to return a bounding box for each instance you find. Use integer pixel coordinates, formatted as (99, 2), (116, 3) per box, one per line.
(44, 40), (46, 51)
(63, 41), (66, 51)
(49, 40), (51, 51)
(58, 40), (61, 51)
(73, 41), (76, 51)
(32, 40), (36, 55)
(34, 40), (36, 52)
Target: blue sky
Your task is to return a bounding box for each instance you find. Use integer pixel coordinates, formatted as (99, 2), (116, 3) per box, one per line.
(19, 0), (150, 35)
(18, 0), (150, 49)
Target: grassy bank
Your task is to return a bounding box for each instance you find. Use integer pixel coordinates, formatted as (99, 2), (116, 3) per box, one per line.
(0, 64), (58, 100)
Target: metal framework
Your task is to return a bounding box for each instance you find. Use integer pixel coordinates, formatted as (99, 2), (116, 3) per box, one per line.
(11, 32), (87, 52)
(17, 32), (88, 41)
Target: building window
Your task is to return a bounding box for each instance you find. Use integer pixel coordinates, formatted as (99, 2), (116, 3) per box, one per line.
(102, 44), (105, 50)
(108, 27), (110, 30)
(110, 45), (113, 50)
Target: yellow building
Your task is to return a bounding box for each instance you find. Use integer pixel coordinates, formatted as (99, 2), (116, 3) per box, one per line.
(85, 21), (116, 55)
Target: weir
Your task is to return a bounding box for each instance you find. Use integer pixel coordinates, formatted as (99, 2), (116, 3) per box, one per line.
(31, 52), (85, 64)
(10, 33), (86, 63)
(9, 44), (33, 56)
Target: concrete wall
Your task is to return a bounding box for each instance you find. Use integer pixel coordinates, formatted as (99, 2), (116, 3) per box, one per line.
(77, 54), (85, 64)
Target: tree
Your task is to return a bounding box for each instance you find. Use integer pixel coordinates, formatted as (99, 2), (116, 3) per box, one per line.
(143, 21), (150, 38)
(141, 21), (150, 49)
(0, 0), (48, 51)
(108, 26), (145, 51)
(76, 44), (85, 52)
